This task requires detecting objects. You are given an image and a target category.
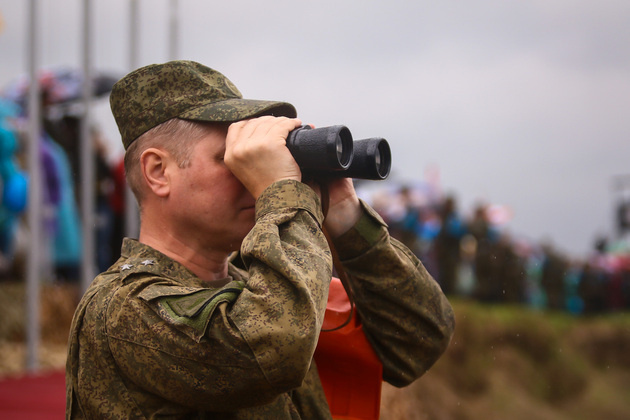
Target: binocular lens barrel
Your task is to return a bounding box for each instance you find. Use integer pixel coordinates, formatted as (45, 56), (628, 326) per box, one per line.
(343, 138), (391, 180)
(285, 125), (391, 180)
(285, 125), (353, 171)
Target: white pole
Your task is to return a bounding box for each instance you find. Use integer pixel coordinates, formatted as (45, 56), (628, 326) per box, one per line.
(125, 0), (140, 239)
(129, 0), (139, 68)
(80, 0), (96, 291)
(26, 0), (42, 372)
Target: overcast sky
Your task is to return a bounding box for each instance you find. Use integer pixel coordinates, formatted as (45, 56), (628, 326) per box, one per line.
(1, 0), (630, 258)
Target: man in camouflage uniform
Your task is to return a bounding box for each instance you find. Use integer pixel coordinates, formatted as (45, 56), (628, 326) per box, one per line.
(66, 60), (455, 419)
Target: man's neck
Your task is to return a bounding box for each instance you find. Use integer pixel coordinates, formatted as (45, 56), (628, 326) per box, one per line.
(139, 229), (231, 282)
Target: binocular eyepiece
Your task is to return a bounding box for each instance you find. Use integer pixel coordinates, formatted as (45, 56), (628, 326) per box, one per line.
(285, 125), (391, 180)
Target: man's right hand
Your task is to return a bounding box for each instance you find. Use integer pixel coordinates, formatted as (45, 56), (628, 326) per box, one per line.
(225, 116), (303, 199)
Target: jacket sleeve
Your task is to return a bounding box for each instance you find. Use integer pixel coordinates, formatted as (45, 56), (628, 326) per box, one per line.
(333, 200), (455, 387)
(234, 180), (333, 390)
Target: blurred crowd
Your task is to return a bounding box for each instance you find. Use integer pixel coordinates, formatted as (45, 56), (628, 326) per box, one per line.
(1, 70), (629, 316)
(0, 96), (126, 283)
(358, 181), (630, 316)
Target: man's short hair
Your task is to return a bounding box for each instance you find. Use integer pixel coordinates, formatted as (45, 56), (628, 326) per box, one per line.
(124, 118), (226, 205)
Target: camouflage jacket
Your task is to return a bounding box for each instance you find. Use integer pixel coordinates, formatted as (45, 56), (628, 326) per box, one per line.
(66, 180), (454, 419)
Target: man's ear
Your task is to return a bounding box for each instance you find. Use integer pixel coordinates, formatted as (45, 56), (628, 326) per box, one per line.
(140, 148), (172, 198)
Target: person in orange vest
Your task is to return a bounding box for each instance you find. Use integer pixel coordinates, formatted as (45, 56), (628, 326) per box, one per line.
(66, 60), (455, 419)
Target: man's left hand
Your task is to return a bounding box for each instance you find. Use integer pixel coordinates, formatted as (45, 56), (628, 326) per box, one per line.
(320, 177), (361, 238)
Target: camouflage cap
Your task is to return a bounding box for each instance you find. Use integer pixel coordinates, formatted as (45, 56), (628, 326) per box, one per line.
(110, 60), (297, 149)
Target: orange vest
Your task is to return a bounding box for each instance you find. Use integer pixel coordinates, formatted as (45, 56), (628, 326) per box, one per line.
(314, 278), (383, 420)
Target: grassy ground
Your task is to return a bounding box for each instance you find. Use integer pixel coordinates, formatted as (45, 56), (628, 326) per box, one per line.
(1, 282), (629, 419)
(0, 281), (78, 376)
(380, 298), (630, 420)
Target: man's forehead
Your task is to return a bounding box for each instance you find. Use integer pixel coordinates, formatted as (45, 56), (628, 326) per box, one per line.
(194, 123), (229, 150)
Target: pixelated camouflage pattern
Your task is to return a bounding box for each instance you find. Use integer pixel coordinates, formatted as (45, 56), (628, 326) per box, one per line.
(109, 60), (297, 149)
(66, 180), (454, 419)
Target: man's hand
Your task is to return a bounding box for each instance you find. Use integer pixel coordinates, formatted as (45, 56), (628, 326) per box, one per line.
(320, 177), (362, 238)
(225, 116), (303, 198)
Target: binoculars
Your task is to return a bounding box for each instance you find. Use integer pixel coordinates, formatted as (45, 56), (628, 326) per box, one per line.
(285, 125), (391, 180)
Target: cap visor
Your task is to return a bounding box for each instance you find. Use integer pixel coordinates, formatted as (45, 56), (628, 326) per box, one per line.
(179, 98), (297, 122)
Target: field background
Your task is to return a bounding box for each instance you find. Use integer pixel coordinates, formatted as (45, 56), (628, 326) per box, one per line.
(1, 281), (629, 420)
